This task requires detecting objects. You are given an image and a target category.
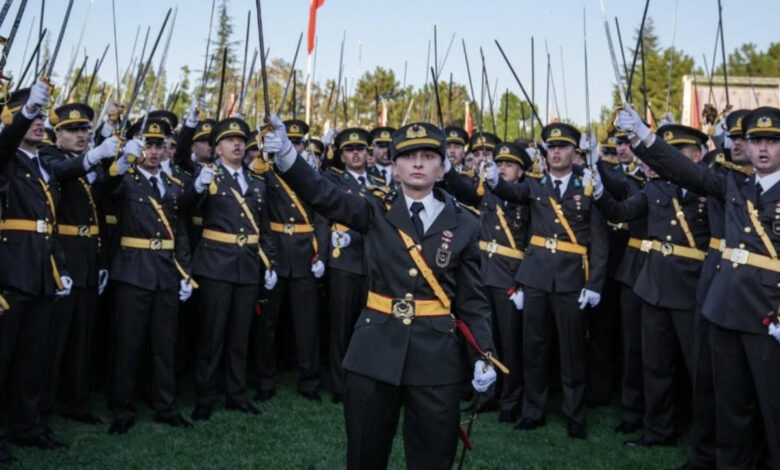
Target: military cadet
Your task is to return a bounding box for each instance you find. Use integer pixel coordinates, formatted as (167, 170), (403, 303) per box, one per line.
(40, 102), (117, 426)
(284, 119), (309, 155)
(243, 130), (260, 166)
(615, 103), (780, 470)
(444, 126), (469, 172)
(253, 118), (329, 402)
(592, 123), (711, 448)
(485, 122), (609, 439)
(187, 117), (278, 420)
(595, 132), (648, 436)
(469, 131), (500, 172)
(322, 127), (386, 403)
(105, 117), (195, 435)
(442, 141), (532, 423)
(367, 126), (395, 185)
(264, 116), (499, 470)
(307, 138), (325, 169)
(672, 109), (753, 470)
(0, 82), (72, 459)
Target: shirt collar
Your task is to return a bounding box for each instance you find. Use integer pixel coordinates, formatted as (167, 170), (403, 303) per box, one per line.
(756, 169), (780, 193)
(222, 163), (244, 179)
(136, 165), (160, 182)
(160, 159), (172, 175)
(19, 148), (38, 159)
(550, 171), (573, 190)
(404, 191), (437, 215)
(347, 169), (368, 182)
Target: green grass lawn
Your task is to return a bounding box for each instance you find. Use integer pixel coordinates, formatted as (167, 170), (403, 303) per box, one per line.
(7, 372), (689, 469)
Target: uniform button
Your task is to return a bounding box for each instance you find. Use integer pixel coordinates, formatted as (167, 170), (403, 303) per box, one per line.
(403, 318), (412, 325)
(670, 220), (677, 226)
(554, 218), (560, 224)
(744, 227), (752, 233)
(365, 318), (371, 324)
(665, 235), (672, 241)
(239, 228), (245, 233)
(289, 217), (295, 222)
(739, 243), (746, 249)
(495, 225), (501, 231)
(156, 232), (161, 236)
(415, 244), (422, 251)
(408, 268), (418, 277)
(404, 293), (413, 300)
(291, 203), (296, 208)
(157, 218), (161, 222)
(240, 213), (245, 218)
(656, 200), (660, 204)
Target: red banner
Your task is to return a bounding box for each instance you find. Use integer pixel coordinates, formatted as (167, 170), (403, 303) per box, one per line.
(307, 0), (325, 55)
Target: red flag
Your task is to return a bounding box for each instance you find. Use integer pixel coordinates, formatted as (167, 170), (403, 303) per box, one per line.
(465, 102), (473, 137)
(307, 0), (325, 55)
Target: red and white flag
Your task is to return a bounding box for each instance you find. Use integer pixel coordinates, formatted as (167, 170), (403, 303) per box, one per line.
(307, 0), (325, 55)
(465, 102), (473, 137)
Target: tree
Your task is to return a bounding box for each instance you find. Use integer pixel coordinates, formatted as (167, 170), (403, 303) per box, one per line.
(728, 42), (780, 77)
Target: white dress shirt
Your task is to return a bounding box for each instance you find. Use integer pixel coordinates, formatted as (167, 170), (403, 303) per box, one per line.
(19, 148), (49, 183)
(136, 166), (166, 198)
(403, 191), (445, 233)
(549, 171), (573, 197)
(756, 169), (780, 194)
(223, 164), (248, 194)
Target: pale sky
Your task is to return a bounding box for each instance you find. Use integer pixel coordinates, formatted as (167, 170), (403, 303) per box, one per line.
(3, 0), (775, 126)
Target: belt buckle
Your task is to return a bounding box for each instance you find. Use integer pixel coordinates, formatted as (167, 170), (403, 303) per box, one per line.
(640, 240), (653, 253)
(78, 225), (90, 237)
(150, 238), (163, 250)
(719, 239), (726, 252)
(236, 234), (247, 247)
(283, 223), (295, 236)
(36, 220), (47, 233)
(391, 299), (415, 325)
(544, 237), (558, 253)
(730, 248), (749, 265)
(486, 240), (498, 257)
(660, 242), (674, 256)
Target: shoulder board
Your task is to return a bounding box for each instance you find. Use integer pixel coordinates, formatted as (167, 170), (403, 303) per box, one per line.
(176, 165), (192, 177)
(384, 189), (399, 206)
(716, 159), (755, 177)
(166, 174), (183, 186)
(366, 183), (389, 194)
(369, 174), (385, 185)
(459, 170), (476, 179)
(525, 171), (544, 179)
(457, 201), (480, 216)
(627, 173), (646, 183)
(247, 171), (264, 180)
(331, 167), (344, 175)
(601, 156), (620, 165)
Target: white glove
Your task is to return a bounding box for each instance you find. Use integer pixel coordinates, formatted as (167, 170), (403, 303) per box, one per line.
(321, 128), (338, 147)
(472, 359), (497, 393)
(509, 289), (524, 310)
(179, 279), (193, 302)
(122, 137), (144, 161)
(56, 276), (73, 297)
(331, 231), (351, 249)
(769, 323), (780, 344)
(615, 103), (652, 143)
(578, 288), (601, 309)
(582, 167), (604, 199)
(185, 96), (206, 127)
(98, 269), (109, 296)
(25, 80), (50, 112)
(723, 133), (733, 150)
(443, 154), (452, 173)
(485, 161), (499, 188)
(714, 117), (727, 138)
(85, 136), (120, 166)
(311, 259), (325, 279)
(194, 166), (216, 194)
(264, 269), (278, 290)
(262, 115), (294, 157)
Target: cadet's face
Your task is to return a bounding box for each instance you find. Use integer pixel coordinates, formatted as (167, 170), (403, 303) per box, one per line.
(497, 161), (523, 183)
(616, 142), (634, 163)
(341, 146), (367, 172)
(366, 152), (376, 168)
(58, 127), (90, 153)
(192, 140), (211, 161)
(546, 144), (575, 173)
(373, 143), (390, 164)
(141, 141), (164, 170)
(472, 148), (491, 166)
(731, 137), (747, 162)
(244, 148), (260, 165)
(679, 145), (703, 163)
(216, 136), (247, 166)
(447, 143), (465, 165)
(393, 149), (445, 192)
(292, 141), (305, 154)
(748, 137), (780, 176)
(164, 140), (176, 160)
(463, 153), (475, 170)
(23, 116), (45, 145)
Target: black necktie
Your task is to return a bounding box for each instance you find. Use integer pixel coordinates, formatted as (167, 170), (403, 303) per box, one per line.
(380, 169), (387, 180)
(149, 176), (162, 200)
(358, 175), (366, 187)
(410, 201), (425, 239)
(756, 182), (764, 209)
(30, 156), (43, 179)
(554, 179), (562, 201)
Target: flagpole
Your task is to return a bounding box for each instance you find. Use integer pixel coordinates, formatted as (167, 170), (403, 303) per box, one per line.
(305, 51), (313, 124)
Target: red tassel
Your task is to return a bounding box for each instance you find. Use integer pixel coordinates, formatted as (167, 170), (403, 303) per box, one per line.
(458, 426), (473, 451)
(255, 302), (263, 316)
(455, 319), (487, 358)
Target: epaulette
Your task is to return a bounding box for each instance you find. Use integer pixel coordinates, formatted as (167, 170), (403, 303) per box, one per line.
(251, 158), (272, 175)
(627, 172), (646, 183)
(601, 156), (620, 165)
(459, 169), (476, 179)
(457, 201), (480, 216)
(166, 174), (183, 187)
(369, 174), (385, 186)
(248, 171), (264, 181)
(384, 189), (399, 207)
(715, 154), (754, 176)
(331, 167), (344, 175)
(525, 171), (544, 179)
(366, 183), (389, 195)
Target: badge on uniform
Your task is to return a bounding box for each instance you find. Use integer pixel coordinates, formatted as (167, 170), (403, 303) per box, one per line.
(436, 233), (452, 267)
(773, 219), (780, 236)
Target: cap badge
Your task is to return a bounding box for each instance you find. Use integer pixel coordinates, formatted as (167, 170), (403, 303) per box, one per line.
(349, 132), (359, 141)
(550, 128), (561, 137)
(290, 124), (300, 133)
(149, 122), (161, 134)
(406, 125), (427, 138)
(381, 131), (390, 138)
(229, 122), (240, 130)
(758, 116), (772, 128)
(202, 123), (212, 132)
(500, 146), (510, 155)
(449, 130), (458, 137)
(69, 110), (81, 119)
(663, 131), (674, 141)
